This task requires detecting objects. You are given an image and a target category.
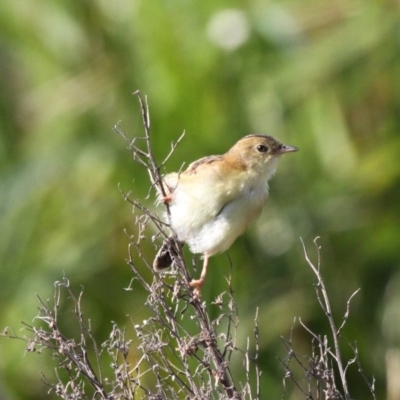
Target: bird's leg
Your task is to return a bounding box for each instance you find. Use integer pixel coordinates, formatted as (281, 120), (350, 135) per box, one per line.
(189, 255), (209, 298)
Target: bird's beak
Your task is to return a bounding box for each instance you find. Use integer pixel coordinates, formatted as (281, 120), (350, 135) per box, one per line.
(278, 144), (299, 154)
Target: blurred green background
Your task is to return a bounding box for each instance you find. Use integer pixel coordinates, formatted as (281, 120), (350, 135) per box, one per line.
(1, 0), (400, 398)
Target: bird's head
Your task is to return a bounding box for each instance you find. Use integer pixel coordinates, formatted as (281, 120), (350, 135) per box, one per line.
(227, 134), (298, 177)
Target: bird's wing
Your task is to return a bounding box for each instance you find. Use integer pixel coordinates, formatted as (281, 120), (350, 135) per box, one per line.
(185, 155), (224, 175)
(166, 155), (248, 218)
(162, 155), (224, 196)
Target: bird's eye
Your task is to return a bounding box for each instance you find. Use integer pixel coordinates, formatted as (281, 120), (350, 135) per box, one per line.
(256, 144), (268, 153)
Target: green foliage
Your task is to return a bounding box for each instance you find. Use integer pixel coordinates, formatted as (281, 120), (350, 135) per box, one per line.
(1, 0), (399, 398)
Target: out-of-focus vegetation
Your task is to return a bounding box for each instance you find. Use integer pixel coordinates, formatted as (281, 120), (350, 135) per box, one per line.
(1, 0), (399, 398)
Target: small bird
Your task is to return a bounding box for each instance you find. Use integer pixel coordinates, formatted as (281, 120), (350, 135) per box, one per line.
(153, 134), (298, 297)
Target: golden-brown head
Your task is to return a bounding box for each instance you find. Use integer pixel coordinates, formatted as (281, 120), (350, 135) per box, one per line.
(226, 134), (298, 171)
(225, 135), (298, 179)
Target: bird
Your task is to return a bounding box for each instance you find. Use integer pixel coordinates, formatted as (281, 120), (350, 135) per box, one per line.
(153, 134), (298, 297)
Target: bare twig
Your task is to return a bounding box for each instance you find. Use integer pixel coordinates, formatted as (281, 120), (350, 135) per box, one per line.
(300, 237), (351, 400)
(279, 238), (377, 399)
(254, 308), (261, 400)
(336, 288), (360, 337)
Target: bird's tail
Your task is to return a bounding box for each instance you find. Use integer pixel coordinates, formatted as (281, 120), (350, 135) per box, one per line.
(153, 237), (182, 271)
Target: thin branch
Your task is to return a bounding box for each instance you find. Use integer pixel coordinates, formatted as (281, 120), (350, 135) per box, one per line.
(336, 288), (360, 336)
(300, 237), (351, 400)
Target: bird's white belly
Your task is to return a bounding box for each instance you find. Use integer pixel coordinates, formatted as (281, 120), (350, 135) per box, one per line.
(169, 185), (268, 256)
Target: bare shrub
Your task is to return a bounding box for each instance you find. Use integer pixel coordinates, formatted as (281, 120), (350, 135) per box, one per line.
(2, 92), (377, 400)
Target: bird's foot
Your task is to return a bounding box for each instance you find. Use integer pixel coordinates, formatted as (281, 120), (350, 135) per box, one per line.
(162, 194), (173, 204)
(189, 278), (204, 299)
